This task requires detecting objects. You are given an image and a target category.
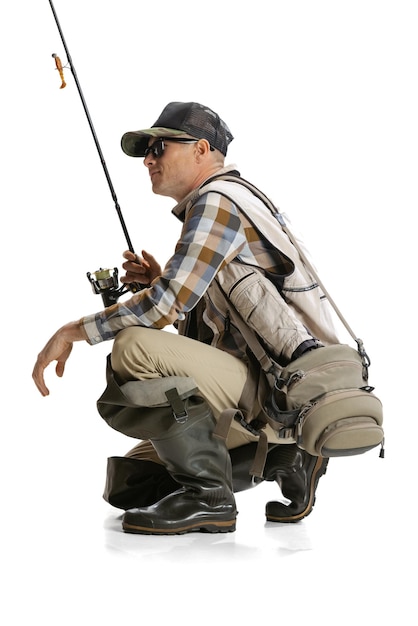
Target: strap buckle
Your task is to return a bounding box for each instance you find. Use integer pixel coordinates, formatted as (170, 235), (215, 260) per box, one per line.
(165, 388), (189, 424)
(235, 413), (262, 437)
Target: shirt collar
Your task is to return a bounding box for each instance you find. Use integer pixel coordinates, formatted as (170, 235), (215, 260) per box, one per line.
(171, 164), (239, 222)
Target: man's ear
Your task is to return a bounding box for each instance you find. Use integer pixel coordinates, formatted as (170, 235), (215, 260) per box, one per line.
(195, 139), (211, 158)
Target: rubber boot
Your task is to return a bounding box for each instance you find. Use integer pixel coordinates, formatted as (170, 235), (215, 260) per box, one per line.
(103, 456), (179, 509)
(121, 394), (237, 535)
(265, 445), (329, 523)
(229, 442), (328, 522)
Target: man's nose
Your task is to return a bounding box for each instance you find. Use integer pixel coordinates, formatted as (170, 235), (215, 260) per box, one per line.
(144, 152), (154, 167)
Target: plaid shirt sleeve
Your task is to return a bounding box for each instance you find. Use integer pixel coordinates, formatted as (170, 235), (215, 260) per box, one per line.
(81, 191), (248, 344)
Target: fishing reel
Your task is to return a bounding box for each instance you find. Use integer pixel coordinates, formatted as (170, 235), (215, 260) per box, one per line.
(87, 267), (134, 307)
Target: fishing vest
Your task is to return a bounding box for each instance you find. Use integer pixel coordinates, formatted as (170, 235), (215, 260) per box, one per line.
(176, 171), (340, 365)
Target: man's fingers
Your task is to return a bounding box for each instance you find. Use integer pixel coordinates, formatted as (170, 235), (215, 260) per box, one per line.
(32, 362), (50, 397)
(55, 360), (66, 378)
(142, 250), (162, 277)
(32, 334), (74, 396)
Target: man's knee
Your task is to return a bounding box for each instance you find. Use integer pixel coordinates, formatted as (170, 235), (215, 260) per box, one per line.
(111, 327), (154, 381)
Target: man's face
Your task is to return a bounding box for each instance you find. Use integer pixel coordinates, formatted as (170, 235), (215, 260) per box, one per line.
(143, 137), (199, 201)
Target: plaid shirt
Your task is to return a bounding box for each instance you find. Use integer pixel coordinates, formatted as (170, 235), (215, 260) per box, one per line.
(81, 165), (292, 350)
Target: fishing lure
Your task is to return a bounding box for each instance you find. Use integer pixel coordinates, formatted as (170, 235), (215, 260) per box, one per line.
(52, 53), (66, 89)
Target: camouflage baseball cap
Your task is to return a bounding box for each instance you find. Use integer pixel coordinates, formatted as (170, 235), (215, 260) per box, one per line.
(121, 102), (233, 157)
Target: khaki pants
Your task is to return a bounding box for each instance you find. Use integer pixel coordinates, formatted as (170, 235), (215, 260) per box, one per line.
(110, 327), (278, 461)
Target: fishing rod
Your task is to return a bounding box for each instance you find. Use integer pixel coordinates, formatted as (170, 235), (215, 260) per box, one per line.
(48, 0), (141, 306)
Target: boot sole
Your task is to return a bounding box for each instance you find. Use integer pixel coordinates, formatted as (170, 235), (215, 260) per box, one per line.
(265, 456), (328, 523)
(122, 518), (236, 535)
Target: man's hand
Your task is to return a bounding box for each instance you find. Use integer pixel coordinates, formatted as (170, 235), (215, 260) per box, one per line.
(32, 321), (85, 396)
(120, 250), (162, 286)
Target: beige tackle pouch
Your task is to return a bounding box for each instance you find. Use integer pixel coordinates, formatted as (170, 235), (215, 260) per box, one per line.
(264, 344), (384, 457)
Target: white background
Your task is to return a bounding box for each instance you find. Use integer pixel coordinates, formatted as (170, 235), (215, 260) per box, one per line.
(1, 1), (416, 624)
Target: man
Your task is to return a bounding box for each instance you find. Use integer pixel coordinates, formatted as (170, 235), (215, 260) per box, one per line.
(33, 102), (334, 535)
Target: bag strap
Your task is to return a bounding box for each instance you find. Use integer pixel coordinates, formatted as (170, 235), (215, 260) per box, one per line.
(205, 174), (371, 373)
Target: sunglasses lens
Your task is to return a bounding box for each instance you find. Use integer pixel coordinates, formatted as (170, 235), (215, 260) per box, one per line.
(153, 139), (164, 158)
(144, 138), (164, 159)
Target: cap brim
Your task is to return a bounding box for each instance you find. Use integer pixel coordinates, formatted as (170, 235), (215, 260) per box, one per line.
(121, 127), (189, 157)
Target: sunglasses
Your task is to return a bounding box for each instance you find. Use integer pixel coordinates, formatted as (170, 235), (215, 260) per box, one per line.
(144, 137), (198, 159)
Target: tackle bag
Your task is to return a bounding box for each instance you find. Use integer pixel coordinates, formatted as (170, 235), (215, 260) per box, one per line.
(263, 343), (384, 457)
